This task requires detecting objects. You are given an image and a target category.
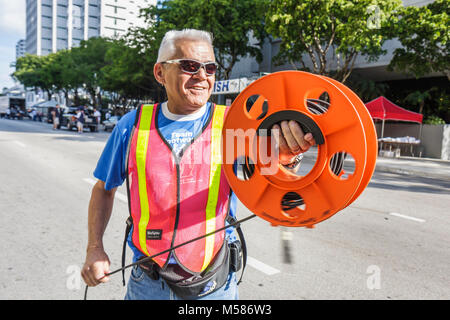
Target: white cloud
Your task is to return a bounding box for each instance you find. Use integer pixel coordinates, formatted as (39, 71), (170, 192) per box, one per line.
(0, 0), (26, 36)
(0, 45), (17, 89)
(0, 1), (25, 88)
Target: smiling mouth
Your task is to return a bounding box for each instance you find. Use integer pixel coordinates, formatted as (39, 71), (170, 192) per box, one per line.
(188, 86), (207, 91)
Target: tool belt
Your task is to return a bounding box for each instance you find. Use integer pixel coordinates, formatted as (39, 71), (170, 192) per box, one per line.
(122, 216), (247, 299)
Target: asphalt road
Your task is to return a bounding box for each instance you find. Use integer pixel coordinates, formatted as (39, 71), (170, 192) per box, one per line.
(1, 118), (449, 300)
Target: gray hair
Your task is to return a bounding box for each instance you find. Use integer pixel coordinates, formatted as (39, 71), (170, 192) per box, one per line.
(157, 29), (214, 63)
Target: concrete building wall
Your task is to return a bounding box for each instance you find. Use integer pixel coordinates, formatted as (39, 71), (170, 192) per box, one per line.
(421, 124), (445, 159)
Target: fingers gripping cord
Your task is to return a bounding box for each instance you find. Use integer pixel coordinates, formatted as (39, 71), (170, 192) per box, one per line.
(83, 214), (257, 300)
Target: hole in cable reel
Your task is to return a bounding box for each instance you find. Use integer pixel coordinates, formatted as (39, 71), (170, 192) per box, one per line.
(245, 94), (269, 120)
(281, 192), (306, 219)
(306, 91), (330, 115)
(329, 152), (355, 180)
(233, 156), (256, 181)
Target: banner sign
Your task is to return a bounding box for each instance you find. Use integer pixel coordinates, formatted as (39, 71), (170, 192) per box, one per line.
(212, 77), (255, 95)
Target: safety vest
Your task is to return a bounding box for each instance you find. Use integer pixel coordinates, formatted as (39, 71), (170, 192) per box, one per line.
(126, 103), (231, 273)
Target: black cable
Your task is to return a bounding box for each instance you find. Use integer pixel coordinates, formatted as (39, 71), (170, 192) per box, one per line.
(83, 213), (257, 300)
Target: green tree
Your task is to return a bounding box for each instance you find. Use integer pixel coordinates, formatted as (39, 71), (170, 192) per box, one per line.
(388, 0), (450, 80)
(71, 37), (111, 107)
(346, 76), (389, 102)
(101, 39), (156, 107)
(52, 49), (85, 106)
(265, 0), (402, 83)
(13, 54), (55, 98)
(139, 0), (268, 80)
(404, 89), (434, 115)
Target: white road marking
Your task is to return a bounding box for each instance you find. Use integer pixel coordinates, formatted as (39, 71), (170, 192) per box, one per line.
(247, 256), (280, 275)
(389, 212), (425, 223)
(83, 178), (128, 203)
(14, 141), (26, 148)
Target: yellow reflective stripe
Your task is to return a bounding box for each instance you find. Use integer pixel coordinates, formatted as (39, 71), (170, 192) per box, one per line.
(136, 104), (154, 256)
(201, 105), (227, 271)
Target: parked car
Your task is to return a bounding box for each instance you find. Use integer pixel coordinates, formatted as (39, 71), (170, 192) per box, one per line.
(63, 106), (98, 132)
(103, 115), (121, 132)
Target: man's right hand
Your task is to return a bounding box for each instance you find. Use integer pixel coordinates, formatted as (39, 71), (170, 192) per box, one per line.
(81, 247), (111, 287)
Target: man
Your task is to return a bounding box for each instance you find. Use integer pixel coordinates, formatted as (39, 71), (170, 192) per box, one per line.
(76, 108), (85, 134)
(81, 29), (315, 300)
(93, 108), (101, 132)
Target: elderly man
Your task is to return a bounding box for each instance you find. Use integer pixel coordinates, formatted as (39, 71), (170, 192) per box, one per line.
(81, 29), (315, 300)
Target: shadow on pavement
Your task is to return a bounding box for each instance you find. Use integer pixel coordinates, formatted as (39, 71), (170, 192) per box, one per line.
(368, 171), (450, 195)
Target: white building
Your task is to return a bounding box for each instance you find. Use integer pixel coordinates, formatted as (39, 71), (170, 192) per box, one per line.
(25, 0), (155, 56)
(24, 0), (155, 107)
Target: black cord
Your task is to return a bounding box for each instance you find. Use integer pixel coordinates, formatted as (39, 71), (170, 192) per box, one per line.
(83, 213), (257, 300)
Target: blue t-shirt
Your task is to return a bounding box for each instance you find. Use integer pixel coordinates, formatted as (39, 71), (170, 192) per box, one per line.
(93, 102), (237, 263)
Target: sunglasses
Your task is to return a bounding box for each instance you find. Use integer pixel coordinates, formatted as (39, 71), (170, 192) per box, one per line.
(161, 59), (218, 76)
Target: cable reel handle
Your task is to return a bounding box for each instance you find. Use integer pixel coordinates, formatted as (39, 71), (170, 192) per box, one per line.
(256, 110), (325, 145)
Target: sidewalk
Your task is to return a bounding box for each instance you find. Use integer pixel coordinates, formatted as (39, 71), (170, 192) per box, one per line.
(301, 149), (450, 182)
(375, 155), (450, 182)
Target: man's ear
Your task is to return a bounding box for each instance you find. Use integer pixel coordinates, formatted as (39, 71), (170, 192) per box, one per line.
(153, 63), (165, 86)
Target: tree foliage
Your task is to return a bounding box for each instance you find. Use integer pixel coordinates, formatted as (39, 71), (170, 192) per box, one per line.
(12, 37), (155, 108)
(139, 0), (268, 79)
(388, 0), (450, 80)
(14, 54), (55, 97)
(265, 0), (402, 83)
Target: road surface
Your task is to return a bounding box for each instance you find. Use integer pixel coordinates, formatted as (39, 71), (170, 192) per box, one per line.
(1, 118), (449, 300)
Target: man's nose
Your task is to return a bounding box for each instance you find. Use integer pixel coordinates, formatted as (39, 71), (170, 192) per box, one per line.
(193, 65), (208, 80)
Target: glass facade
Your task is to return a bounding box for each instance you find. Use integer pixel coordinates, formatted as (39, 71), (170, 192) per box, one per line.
(25, 0), (152, 56)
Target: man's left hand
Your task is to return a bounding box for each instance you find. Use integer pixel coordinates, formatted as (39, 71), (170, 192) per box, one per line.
(272, 120), (316, 165)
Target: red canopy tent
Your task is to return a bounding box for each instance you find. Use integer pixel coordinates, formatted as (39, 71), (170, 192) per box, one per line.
(365, 96), (423, 139)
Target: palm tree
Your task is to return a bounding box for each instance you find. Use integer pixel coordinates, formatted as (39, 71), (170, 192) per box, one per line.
(404, 89), (434, 114)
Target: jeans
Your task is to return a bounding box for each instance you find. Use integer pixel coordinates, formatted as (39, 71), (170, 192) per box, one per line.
(124, 265), (239, 300)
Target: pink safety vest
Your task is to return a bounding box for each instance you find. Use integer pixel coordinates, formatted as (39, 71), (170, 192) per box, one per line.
(126, 103), (231, 273)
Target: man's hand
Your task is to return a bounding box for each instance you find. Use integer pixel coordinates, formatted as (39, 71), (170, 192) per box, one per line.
(82, 180), (116, 286)
(272, 120), (316, 165)
(81, 247), (111, 287)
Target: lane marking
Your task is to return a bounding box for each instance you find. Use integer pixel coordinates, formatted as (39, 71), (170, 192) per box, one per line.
(83, 178), (128, 203)
(389, 212), (425, 223)
(247, 256), (280, 275)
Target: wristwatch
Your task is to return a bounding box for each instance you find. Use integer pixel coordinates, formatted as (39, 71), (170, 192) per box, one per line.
(282, 153), (303, 169)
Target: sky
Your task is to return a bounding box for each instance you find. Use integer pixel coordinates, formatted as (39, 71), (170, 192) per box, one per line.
(0, 0), (26, 90)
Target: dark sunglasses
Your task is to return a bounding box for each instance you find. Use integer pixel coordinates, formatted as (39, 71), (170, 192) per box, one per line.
(161, 59), (218, 76)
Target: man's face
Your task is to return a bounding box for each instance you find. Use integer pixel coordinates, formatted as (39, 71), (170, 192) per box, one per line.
(155, 40), (215, 114)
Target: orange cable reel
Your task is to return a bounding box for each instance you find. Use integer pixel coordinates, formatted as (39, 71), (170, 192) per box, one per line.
(222, 71), (377, 228)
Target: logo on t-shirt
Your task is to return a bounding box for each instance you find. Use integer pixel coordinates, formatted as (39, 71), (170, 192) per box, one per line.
(167, 129), (194, 154)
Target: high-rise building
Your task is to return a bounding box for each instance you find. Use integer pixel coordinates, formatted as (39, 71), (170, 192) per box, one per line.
(25, 0), (155, 56)
(16, 40), (26, 59)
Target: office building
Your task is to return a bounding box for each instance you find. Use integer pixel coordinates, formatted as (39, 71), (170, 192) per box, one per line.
(25, 0), (155, 56)
(16, 40), (26, 59)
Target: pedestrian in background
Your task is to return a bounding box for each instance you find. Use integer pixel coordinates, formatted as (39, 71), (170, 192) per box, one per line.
(93, 108), (101, 132)
(52, 104), (61, 130)
(76, 108), (85, 134)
